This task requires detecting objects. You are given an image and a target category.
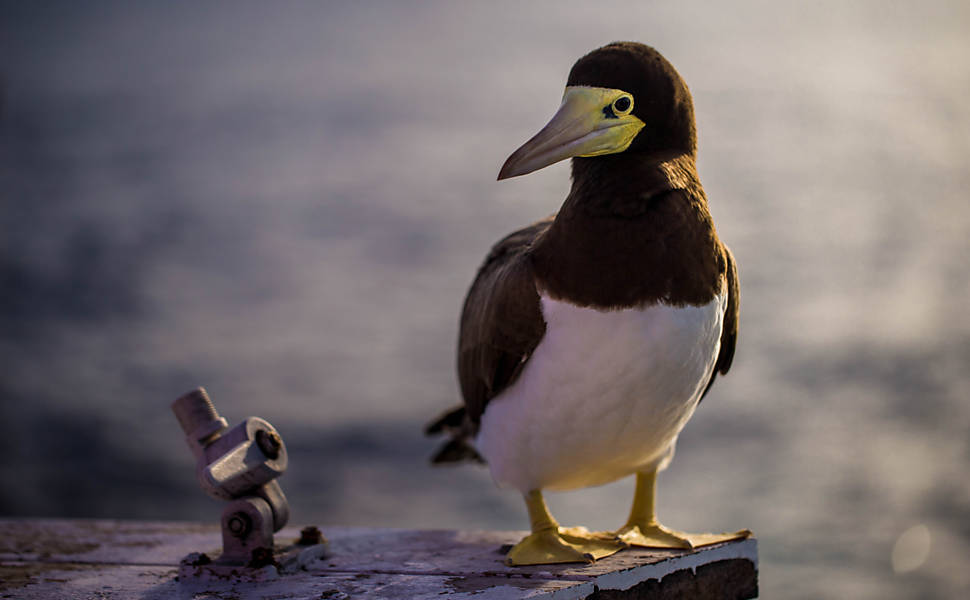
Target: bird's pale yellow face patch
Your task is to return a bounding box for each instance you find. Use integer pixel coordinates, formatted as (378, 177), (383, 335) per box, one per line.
(498, 86), (645, 180)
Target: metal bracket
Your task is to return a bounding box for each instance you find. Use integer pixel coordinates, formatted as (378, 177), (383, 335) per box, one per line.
(172, 387), (291, 565)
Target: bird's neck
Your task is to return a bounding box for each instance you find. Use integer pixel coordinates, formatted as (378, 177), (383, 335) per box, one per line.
(567, 151), (699, 216)
(529, 151), (725, 309)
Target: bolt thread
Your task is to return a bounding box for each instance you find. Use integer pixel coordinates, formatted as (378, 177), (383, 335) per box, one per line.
(172, 387), (221, 435)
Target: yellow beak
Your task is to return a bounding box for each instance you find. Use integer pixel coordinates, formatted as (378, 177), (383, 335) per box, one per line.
(498, 86), (645, 180)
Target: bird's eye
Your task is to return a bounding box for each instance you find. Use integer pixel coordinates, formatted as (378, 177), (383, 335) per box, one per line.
(612, 95), (633, 114)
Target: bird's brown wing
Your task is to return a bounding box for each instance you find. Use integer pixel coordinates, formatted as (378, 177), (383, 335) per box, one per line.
(700, 242), (739, 400)
(425, 217), (551, 462)
(458, 218), (551, 425)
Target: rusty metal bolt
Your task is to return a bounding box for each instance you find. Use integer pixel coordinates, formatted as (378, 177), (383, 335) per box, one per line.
(255, 429), (282, 459)
(297, 525), (324, 546)
(248, 546), (278, 569)
(172, 387), (228, 458)
(227, 512), (252, 538)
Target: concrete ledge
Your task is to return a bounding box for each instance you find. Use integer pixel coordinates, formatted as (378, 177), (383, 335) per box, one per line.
(0, 519), (757, 599)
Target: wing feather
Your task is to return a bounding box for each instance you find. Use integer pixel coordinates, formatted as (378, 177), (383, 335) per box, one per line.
(458, 218), (551, 425)
(700, 242), (739, 400)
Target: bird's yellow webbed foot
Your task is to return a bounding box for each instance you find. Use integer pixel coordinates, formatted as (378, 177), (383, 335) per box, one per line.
(608, 470), (751, 549)
(507, 490), (625, 566)
(613, 521), (695, 549)
(507, 526), (626, 566)
(613, 521), (751, 549)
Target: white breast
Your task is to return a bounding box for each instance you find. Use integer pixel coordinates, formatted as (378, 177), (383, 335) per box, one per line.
(477, 291), (726, 493)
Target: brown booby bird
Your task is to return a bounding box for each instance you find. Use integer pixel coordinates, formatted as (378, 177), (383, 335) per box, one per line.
(427, 42), (748, 566)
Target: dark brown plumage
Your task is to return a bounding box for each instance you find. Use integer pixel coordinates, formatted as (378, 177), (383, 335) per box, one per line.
(427, 42), (738, 465)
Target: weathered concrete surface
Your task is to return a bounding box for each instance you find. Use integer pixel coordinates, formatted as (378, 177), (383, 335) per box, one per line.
(0, 519), (758, 599)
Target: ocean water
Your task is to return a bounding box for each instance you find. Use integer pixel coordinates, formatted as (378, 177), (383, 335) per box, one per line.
(1, 2), (968, 598)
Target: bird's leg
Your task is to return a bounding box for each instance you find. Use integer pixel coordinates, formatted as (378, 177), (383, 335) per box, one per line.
(612, 470), (692, 548)
(610, 470), (750, 549)
(505, 489), (626, 566)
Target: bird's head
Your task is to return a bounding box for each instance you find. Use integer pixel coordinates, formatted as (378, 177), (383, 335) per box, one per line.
(498, 42), (696, 180)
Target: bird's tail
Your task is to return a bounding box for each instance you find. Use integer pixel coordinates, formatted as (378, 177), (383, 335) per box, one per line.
(424, 405), (485, 465)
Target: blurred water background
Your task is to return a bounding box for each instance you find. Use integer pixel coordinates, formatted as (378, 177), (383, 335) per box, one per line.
(1, 1), (968, 597)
